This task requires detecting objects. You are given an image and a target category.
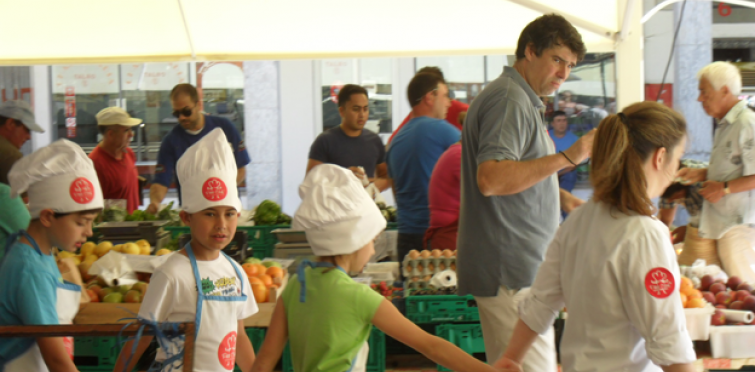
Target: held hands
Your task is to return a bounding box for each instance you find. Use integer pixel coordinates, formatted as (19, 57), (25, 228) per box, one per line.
(563, 129), (596, 166)
(493, 356), (523, 372)
(699, 180), (726, 203)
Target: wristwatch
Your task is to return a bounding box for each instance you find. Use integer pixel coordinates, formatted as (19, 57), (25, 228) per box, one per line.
(724, 181), (731, 195)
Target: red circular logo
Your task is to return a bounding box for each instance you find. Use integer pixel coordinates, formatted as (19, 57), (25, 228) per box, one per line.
(202, 177), (228, 201)
(63, 337), (74, 359)
(69, 177), (95, 204)
(217, 331), (237, 370)
(644, 267), (675, 299)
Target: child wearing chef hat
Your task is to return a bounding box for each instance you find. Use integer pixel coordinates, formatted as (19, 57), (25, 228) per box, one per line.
(251, 164), (509, 372)
(494, 102), (697, 372)
(116, 128), (258, 372)
(0, 139), (103, 372)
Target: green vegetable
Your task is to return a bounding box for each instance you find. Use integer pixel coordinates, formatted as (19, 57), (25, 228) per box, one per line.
(254, 200), (283, 226)
(276, 213), (292, 225)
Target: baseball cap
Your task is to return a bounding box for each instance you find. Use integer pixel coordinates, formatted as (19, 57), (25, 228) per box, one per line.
(0, 100), (44, 133)
(96, 107), (142, 127)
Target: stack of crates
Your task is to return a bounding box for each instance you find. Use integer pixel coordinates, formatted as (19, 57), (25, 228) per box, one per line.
(240, 225), (287, 259)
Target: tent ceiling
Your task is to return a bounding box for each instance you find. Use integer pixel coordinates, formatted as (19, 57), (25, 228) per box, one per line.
(0, 0), (619, 65)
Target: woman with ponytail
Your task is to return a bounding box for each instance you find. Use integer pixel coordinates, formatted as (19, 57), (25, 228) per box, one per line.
(495, 102), (696, 372)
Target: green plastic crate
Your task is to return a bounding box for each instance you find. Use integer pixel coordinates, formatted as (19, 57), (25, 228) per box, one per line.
(435, 323), (486, 371)
(405, 295), (479, 324)
(249, 243), (276, 259)
(74, 336), (120, 371)
(239, 225), (288, 245)
(283, 327), (385, 372)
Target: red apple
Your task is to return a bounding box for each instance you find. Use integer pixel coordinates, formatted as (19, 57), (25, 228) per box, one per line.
(716, 304), (727, 309)
(711, 310), (726, 325)
(730, 301), (745, 310)
(737, 283), (753, 293)
(702, 291), (716, 304)
(743, 296), (755, 312)
(728, 276), (743, 291)
(710, 283), (727, 295)
(736, 290), (751, 302)
(716, 291), (733, 306)
(700, 275), (715, 291)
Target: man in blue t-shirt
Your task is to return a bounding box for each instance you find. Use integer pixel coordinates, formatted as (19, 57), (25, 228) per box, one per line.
(387, 72), (460, 263)
(548, 110), (579, 193)
(146, 84), (251, 213)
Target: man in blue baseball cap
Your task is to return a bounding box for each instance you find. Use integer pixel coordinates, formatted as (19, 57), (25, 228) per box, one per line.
(0, 100), (44, 185)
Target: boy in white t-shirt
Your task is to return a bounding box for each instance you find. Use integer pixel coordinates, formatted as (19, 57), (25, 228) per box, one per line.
(117, 128), (258, 372)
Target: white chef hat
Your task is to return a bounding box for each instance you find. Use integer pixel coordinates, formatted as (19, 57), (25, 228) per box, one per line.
(8, 139), (103, 219)
(177, 128), (241, 213)
(293, 164), (386, 256)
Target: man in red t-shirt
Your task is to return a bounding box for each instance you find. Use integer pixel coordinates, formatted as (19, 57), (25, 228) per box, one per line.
(425, 142), (462, 250)
(89, 107), (142, 213)
(388, 67), (469, 145)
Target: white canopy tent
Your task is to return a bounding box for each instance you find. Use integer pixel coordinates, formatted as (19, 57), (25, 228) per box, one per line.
(0, 0), (642, 106)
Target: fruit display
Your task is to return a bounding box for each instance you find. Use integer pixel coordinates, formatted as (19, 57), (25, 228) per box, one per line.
(83, 278), (149, 304)
(679, 276), (707, 309)
(252, 200), (291, 226)
(369, 281), (403, 301)
(242, 260), (287, 303)
(698, 274), (755, 326)
(60, 240), (173, 282)
(376, 202), (397, 223)
(403, 249), (456, 290)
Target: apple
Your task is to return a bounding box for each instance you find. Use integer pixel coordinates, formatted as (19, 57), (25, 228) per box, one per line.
(124, 290), (142, 303)
(98, 287), (114, 301)
(711, 310), (726, 326)
(700, 275), (715, 291)
(710, 283), (727, 295)
(132, 282), (148, 295)
(737, 283), (753, 293)
(743, 296), (755, 312)
(116, 284), (132, 295)
(702, 291), (716, 304)
(736, 290), (751, 302)
(103, 292), (123, 303)
(730, 301), (745, 310)
(716, 291), (733, 306)
(87, 284), (102, 296)
(715, 304), (727, 309)
(728, 276), (743, 291)
(86, 289), (99, 302)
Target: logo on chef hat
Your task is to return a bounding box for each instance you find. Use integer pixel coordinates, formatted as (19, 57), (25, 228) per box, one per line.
(218, 331), (237, 370)
(69, 177), (95, 204)
(202, 177), (228, 201)
(644, 267), (674, 299)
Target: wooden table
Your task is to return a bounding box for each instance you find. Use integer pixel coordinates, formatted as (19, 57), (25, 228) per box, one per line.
(75, 302), (276, 328)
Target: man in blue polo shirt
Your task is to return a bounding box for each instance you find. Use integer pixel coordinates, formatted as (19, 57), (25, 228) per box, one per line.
(387, 72), (460, 263)
(548, 110), (579, 193)
(146, 84), (250, 213)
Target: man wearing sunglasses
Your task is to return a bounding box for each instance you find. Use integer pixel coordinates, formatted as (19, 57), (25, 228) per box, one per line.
(386, 72), (460, 270)
(147, 84), (250, 214)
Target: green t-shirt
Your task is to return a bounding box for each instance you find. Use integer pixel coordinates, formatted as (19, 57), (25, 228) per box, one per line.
(0, 184), (31, 260)
(282, 267), (384, 372)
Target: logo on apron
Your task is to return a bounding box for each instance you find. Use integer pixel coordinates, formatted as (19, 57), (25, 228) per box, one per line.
(69, 177), (95, 204)
(218, 331), (237, 370)
(202, 177), (228, 201)
(644, 267), (674, 299)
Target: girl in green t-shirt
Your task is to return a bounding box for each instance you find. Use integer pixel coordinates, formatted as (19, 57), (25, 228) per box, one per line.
(252, 164), (513, 372)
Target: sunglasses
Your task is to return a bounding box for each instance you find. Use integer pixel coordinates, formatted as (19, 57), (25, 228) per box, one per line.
(172, 106), (195, 118)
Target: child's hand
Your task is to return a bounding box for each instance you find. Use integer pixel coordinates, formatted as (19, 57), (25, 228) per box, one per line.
(493, 356), (522, 372)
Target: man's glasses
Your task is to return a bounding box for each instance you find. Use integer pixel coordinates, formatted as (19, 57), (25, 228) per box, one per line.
(172, 106), (194, 118)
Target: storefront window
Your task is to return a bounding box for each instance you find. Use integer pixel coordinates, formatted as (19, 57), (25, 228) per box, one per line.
(320, 58), (393, 134)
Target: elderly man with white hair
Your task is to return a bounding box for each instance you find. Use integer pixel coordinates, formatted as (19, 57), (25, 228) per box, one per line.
(678, 61), (755, 283)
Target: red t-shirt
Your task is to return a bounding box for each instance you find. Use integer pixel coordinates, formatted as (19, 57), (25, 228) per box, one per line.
(388, 100), (469, 144)
(427, 143), (462, 232)
(89, 146), (140, 213)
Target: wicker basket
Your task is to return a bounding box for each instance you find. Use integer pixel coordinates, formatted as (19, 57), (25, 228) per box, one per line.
(678, 226), (720, 267)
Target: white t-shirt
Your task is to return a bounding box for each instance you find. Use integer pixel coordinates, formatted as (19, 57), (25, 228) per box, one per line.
(139, 252), (259, 361)
(519, 200), (696, 372)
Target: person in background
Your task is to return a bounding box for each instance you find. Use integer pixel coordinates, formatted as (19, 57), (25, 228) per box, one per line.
(678, 61), (755, 283)
(386, 72), (460, 263)
(306, 84), (389, 191)
(548, 110), (580, 195)
(0, 100), (44, 185)
(251, 164), (512, 372)
(457, 14), (591, 372)
(495, 102), (697, 372)
(0, 139), (103, 372)
(147, 84), (250, 214)
(0, 184), (31, 259)
(387, 67), (469, 145)
(89, 107), (142, 213)
(424, 112), (466, 250)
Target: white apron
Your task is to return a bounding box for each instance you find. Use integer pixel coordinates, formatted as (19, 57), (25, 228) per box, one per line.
(3, 231), (81, 372)
(160, 243), (248, 372)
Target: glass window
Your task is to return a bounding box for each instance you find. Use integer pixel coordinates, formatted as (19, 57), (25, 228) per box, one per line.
(320, 58), (393, 134)
(416, 56), (485, 103)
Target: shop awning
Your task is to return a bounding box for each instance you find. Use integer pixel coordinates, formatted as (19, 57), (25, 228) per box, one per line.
(0, 0), (620, 65)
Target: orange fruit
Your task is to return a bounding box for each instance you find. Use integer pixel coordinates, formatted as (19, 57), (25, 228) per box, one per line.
(680, 292), (688, 308)
(242, 263), (258, 278)
(248, 276), (263, 285)
(250, 281), (268, 303)
(680, 277), (694, 293)
(258, 274), (273, 287)
(266, 266), (284, 279)
(686, 297), (705, 309)
(685, 289), (703, 300)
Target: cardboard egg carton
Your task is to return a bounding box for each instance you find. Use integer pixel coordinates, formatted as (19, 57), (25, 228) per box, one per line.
(402, 255), (456, 279)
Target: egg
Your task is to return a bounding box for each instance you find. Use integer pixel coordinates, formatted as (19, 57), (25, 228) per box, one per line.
(420, 250), (431, 258)
(408, 250), (420, 259)
(452, 250), (457, 257)
(406, 264), (413, 272)
(450, 262), (456, 271)
(431, 249), (442, 258)
(442, 249), (453, 258)
(417, 264), (424, 272)
(439, 262), (447, 270)
(428, 263), (435, 272)
(411, 277), (419, 282)
(423, 275), (432, 281)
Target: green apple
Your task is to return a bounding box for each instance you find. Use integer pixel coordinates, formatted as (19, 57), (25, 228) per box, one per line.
(117, 284), (132, 295)
(132, 282), (148, 295)
(98, 287), (114, 302)
(262, 261), (282, 268)
(103, 292), (123, 303)
(244, 257), (262, 265)
(124, 290), (142, 303)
